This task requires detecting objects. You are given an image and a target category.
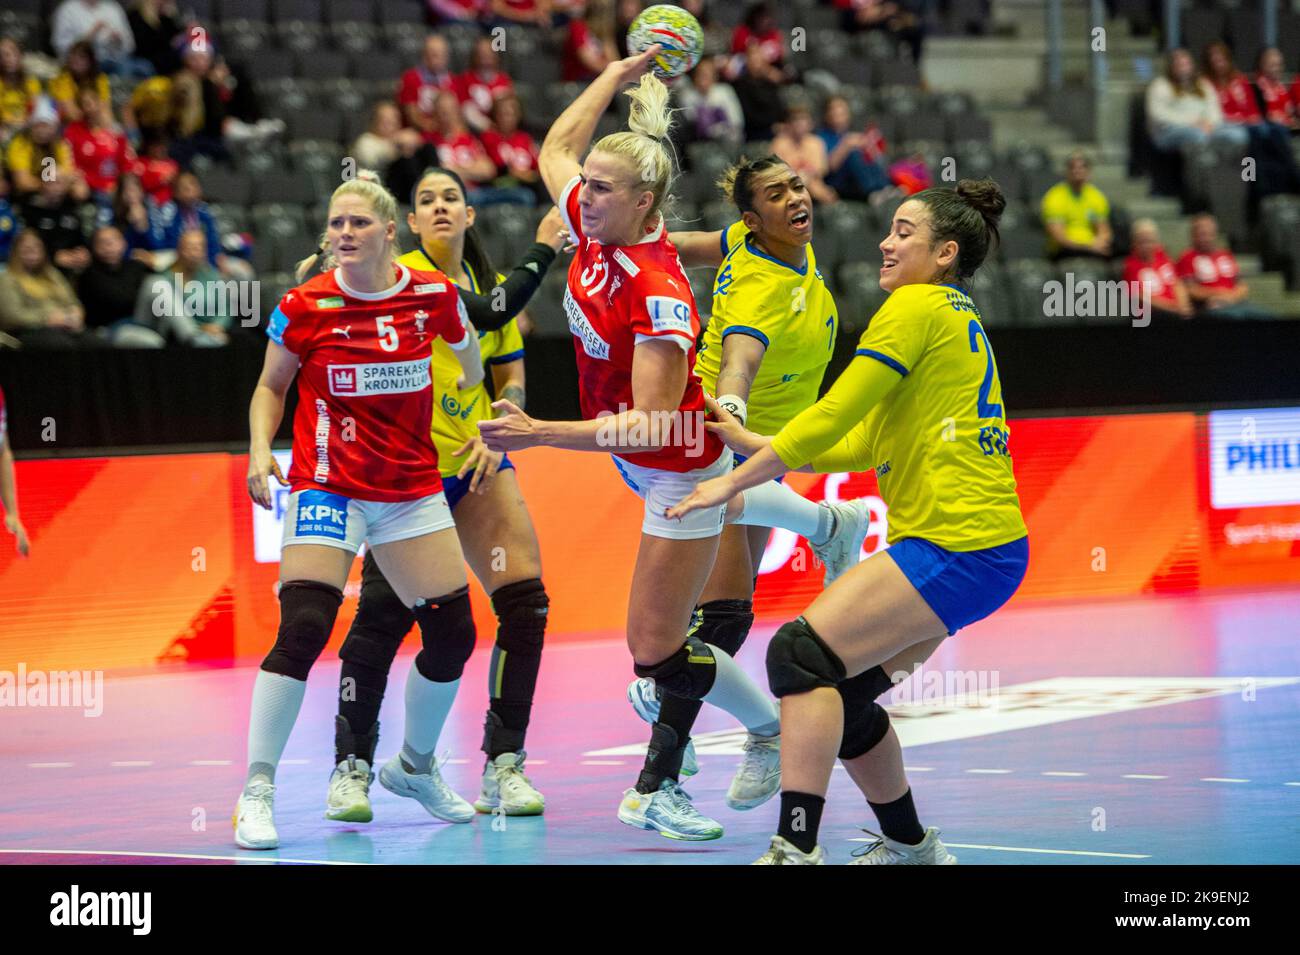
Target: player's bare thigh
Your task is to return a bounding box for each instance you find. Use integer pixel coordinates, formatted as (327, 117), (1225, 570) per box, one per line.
(370, 527), (470, 608)
(698, 523), (769, 603)
(626, 531), (721, 665)
(454, 468), (544, 594)
(280, 543), (355, 591)
(802, 550), (948, 678)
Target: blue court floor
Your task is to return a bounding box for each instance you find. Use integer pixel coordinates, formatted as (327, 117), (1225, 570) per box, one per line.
(2, 587), (1297, 865)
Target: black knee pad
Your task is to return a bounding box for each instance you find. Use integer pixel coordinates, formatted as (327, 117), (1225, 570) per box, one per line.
(633, 635), (717, 700)
(765, 617), (846, 698)
(411, 586), (476, 682)
(690, 598), (754, 657)
(839, 702), (891, 760)
(262, 580), (344, 680)
(490, 577), (549, 654)
(838, 665), (896, 708)
(340, 559), (414, 673)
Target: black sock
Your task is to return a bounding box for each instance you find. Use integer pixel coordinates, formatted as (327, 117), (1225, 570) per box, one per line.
(635, 722), (685, 794)
(338, 660), (387, 751)
(777, 791), (825, 854)
(638, 691), (703, 785)
(485, 699), (531, 758)
(868, 788), (925, 845)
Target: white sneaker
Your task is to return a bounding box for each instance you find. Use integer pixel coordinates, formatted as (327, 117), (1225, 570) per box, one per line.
(378, 754), (475, 823)
(752, 834), (825, 865)
(810, 499), (872, 587)
(725, 732), (781, 810)
(474, 751), (545, 816)
(626, 677), (698, 777)
(233, 780), (278, 850)
(849, 826), (958, 865)
(617, 780), (723, 841)
(325, 756), (374, 822)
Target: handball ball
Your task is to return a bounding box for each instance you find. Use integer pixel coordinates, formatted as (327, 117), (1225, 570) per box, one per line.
(627, 4), (704, 79)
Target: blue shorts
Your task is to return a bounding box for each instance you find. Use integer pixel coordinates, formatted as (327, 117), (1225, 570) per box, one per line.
(733, 452), (784, 484)
(885, 536), (1029, 635)
(441, 454), (515, 510)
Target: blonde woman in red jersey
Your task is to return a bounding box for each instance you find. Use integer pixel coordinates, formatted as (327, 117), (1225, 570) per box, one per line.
(235, 173), (484, 851)
(480, 49), (860, 840)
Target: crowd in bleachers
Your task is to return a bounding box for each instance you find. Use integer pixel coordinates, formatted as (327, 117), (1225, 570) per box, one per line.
(0, 0), (1288, 351)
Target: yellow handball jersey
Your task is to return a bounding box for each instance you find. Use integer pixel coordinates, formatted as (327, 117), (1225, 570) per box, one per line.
(770, 283), (1027, 551)
(397, 250), (525, 477)
(693, 221), (837, 436)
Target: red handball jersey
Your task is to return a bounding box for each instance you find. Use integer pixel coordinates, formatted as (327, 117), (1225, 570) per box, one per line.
(65, 122), (135, 194)
(558, 175), (724, 472)
(1123, 249), (1179, 301)
(268, 263), (471, 502)
(1176, 248), (1240, 291)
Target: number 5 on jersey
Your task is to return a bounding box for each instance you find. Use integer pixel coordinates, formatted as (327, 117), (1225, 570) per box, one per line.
(376, 315), (397, 352)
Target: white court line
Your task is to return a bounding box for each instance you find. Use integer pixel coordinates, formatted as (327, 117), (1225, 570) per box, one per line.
(1201, 777), (1250, 783)
(903, 766), (934, 772)
(27, 763), (73, 769)
(965, 769), (1013, 775)
(1041, 771), (1087, 777)
(867, 839), (1149, 860)
(191, 760), (232, 766)
(1285, 782), (1300, 787)
(110, 761), (153, 767)
(0, 848), (369, 866)
(580, 760), (625, 766)
(1123, 774), (1168, 780)
(445, 759), (470, 765)
(528, 760), (548, 765)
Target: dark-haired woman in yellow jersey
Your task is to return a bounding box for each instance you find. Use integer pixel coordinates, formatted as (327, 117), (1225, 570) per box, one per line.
(669, 179), (1029, 865)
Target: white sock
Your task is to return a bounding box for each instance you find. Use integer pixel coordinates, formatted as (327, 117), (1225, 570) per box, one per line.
(245, 670), (308, 788)
(735, 481), (834, 543)
(400, 667), (460, 774)
(703, 646), (781, 736)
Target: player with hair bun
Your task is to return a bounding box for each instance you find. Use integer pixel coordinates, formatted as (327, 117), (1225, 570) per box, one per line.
(479, 49), (865, 840)
(236, 172), (484, 850)
(670, 179), (1030, 864)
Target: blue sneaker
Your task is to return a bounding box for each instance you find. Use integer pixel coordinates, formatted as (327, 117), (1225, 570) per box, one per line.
(627, 678), (698, 777)
(617, 779), (723, 841)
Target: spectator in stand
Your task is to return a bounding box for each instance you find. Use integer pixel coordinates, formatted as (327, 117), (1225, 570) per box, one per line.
(121, 70), (172, 142)
(1203, 41), (1299, 197)
(353, 101), (424, 177)
(428, 0), (488, 23)
(112, 170), (156, 258)
(128, 0), (184, 76)
(0, 230), (97, 349)
(730, 3), (786, 75)
(482, 94), (546, 203)
(78, 223), (164, 345)
(1146, 47), (1246, 153)
(732, 39), (787, 143)
(1122, 218), (1191, 322)
(0, 39), (42, 142)
(65, 87), (136, 211)
(614, 0), (643, 58)
(48, 41), (113, 125)
(0, 170), (15, 265)
(677, 56), (743, 150)
(486, 0), (554, 29)
(134, 227), (231, 345)
(168, 39), (228, 163)
(136, 129), (178, 204)
(1253, 48), (1299, 133)
(835, 0), (926, 67)
(399, 35), (459, 142)
(457, 35), (516, 133)
(428, 90), (532, 206)
(148, 170), (255, 277)
(818, 93), (894, 202)
(681, 0), (729, 58)
(1175, 213), (1273, 319)
(20, 174), (94, 275)
(1040, 151), (1112, 261)
(6, 98), (87, 202)
(771, 104), (838, 205)
(562, 0), (618, 83)
(52, 0), (144, 75)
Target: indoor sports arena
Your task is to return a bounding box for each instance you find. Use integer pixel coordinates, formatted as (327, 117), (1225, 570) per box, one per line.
(0, 0), (1295, 904)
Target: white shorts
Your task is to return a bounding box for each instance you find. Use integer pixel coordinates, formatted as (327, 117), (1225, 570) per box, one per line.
(281, 488), (455, 554)
(612, 448), (733, 540)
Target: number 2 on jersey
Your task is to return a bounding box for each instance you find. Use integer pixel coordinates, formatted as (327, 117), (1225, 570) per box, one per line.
(967, 319), (1003, 420)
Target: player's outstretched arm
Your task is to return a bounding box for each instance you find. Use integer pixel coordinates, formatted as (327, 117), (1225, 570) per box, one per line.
(449, 324), (485, 391)
(0, 427), (29, 557)
(668, 230), (725, 270)
(247, 342), (297, 509)
(712, 332), (767, 425)
(538, 45), (661, 201)
(455, 209), (568, 332)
